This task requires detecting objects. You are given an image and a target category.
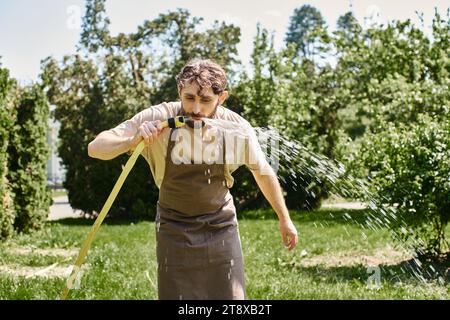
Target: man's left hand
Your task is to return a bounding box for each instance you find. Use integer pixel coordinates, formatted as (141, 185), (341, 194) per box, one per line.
(278, 219), (298, 251)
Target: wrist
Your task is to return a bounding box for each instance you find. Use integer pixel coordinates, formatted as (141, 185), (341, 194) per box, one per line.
(277, 205), (291, 222)
(278, 214), (291, 223)
(128, 133), (138, 148)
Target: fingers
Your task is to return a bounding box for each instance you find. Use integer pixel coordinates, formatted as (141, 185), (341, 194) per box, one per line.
(154, 120), (162, 131)
(139, 120), (163, 145)
(282, 232), (289, 248)
(140, 125), (151, 145)
(288, 232), (298, 251)
(283, 233), (297, 251)
(148, 124), (158, 144)
(280, 222), (299, 251)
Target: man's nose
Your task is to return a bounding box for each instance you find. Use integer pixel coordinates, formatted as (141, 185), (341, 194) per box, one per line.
(193, 104), (201, 114)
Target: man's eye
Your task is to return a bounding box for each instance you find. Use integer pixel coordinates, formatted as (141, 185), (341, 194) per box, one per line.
(201, 100), (212, 103)
(186, 97), (194, 100)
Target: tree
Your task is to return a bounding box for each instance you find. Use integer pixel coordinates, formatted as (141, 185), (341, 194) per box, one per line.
(285, 4), (326, 60)
(232, 26), (334, 210)
(337, 11), (360, 33)
(336, 11), (450, 257)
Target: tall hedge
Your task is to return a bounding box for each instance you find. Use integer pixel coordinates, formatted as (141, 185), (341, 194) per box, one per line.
(0, 67), (15, 239)
(7, 84), (52, 233)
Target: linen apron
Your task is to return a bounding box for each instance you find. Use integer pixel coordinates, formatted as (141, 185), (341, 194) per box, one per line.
(155, 120), (246, 300)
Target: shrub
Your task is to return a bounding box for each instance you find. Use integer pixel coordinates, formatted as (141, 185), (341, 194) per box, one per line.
(360, 115), (449, 256)
(7, 84), (52, 233)
(0, 67), (15, 239)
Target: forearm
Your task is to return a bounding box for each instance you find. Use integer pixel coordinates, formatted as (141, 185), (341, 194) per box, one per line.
(88, 131), (133, 160)
(252, 165), (291, 222)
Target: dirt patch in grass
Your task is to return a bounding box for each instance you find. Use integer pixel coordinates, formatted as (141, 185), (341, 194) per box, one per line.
(0, 264), (70, 278)
(6, 247), (78, 258)
(0, 246), (77, 278)
(299, 245), (412, 268)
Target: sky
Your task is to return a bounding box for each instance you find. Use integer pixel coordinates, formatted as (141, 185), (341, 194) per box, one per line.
(0, 0), (448, 83)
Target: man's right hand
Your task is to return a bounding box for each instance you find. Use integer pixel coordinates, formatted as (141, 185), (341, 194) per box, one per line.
(128, 120), (164, 149)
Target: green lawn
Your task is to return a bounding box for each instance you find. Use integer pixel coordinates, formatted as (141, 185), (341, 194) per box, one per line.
(0, 208), (448, 300)
(51, 190), (67, 198)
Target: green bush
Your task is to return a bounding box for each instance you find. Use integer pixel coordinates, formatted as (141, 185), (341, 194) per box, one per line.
(334, 13), (450, 257)
(7, 84), (52, 233)
(359, 115), (449, 255)
(0, 67), (15, 239)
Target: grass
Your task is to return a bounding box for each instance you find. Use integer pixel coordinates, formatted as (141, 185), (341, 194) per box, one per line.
(0, 208), (448, 300)
(51, 189), (67, 198)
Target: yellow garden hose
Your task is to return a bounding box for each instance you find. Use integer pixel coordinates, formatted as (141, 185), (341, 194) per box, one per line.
(60, 116), (189, 300)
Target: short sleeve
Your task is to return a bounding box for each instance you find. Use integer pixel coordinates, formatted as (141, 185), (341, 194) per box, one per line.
(218, 108), (273, 175)
(244, 125), (270, 173)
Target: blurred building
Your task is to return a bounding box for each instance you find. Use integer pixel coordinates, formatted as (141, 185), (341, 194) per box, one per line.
(46, 105), (66, 189)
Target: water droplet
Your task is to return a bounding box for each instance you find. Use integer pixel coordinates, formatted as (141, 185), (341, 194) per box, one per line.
(208, 178), (211, 184)
(230, 259), (234, 267)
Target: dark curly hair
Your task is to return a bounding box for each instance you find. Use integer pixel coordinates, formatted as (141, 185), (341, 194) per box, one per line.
(176, 58), (228, 96)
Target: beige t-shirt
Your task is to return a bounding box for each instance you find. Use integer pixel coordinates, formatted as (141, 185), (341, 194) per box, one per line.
(109, 101), (269, 189)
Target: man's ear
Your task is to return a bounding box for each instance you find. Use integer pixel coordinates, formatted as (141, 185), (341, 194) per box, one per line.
(219, 91), (229, 105)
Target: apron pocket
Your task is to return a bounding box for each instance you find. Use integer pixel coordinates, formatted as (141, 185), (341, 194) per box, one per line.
(156, 231), (186, 267)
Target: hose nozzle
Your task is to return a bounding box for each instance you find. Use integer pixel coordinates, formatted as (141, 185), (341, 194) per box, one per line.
(160, 116), (189, 128)
(161, 116), (205, 129)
